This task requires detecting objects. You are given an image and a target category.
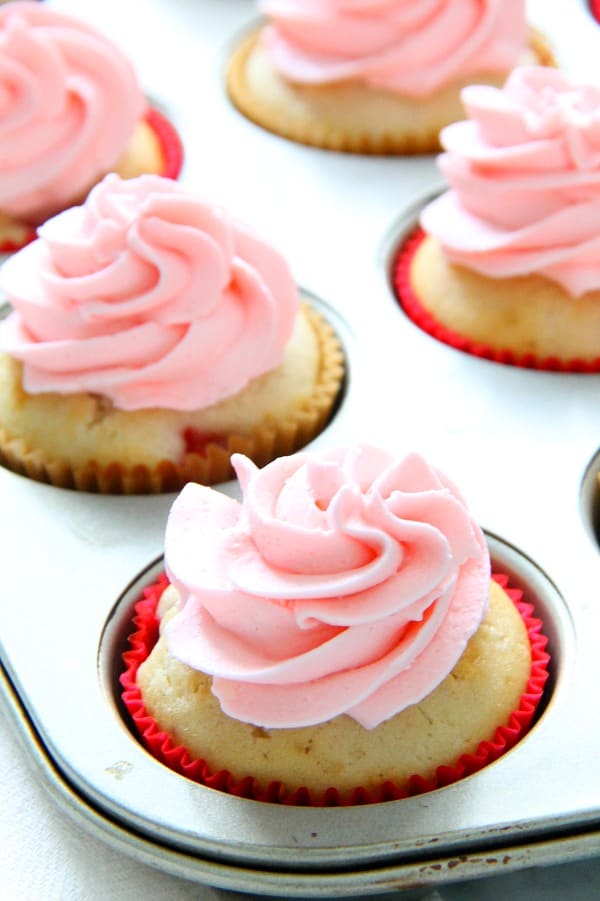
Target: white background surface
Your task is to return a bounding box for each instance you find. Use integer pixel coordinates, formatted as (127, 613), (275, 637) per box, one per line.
(3, 0), (600, 898)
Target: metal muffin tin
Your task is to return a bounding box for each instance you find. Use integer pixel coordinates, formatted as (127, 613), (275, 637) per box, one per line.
(3, 0), (600, 895)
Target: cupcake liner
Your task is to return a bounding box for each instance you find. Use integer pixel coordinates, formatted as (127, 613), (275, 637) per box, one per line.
(590, 2), (600, 25)
(529, 28), (556, 68)
(0, 304), (345, 494)
(144, 106), (184, 180)
(0, 222), (36, 256)
(0, 106), (183, 256)
(227, 29), (441, 156)
(393, 228), (600, 373)
(120, 572), (550, 807)
(227, 28), (555, 156)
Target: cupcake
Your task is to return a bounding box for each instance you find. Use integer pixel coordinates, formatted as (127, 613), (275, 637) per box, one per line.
(0, 2), (183, 252)
(0, 174), (344, 493)
(394, 66), (600, 370)
(227, 0), (555, 154)
(121, 445), (549, 805)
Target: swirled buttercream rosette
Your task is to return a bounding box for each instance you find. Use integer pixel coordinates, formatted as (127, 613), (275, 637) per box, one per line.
(394, 67), (600, 370)
(120, 447), (549, 804)
(0, 175), (344, 493)
(227, 2), (554, 155)
(0, 3), (183, 252)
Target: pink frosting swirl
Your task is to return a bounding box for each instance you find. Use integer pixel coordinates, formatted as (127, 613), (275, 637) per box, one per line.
(0, 174), (298, 411)
(163, 446), (490, 729)
(259, 0), (526, 97)
(421, 67), (600, 297)
(0, 2), (145, 221)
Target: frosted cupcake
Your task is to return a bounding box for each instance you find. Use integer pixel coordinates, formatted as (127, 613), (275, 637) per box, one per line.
(227, 0), (555, 154)
(0, 174), (344, 493)
(394, 66), (600, 370)
(122, 445), (549, 804)
(0, 2), (183, 252)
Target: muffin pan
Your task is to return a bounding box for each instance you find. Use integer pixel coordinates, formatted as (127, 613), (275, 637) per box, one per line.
(3, 0), (600, 896)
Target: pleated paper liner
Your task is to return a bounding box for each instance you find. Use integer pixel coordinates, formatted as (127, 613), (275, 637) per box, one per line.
(120, 572), (550, 807)
(0, 106), (183, 255)
(226, 28), (555, 155)
(143, 106), (184, 180)
(0, 305), (345, 494)
(393, 228), (600, 372)
(0, 220), (36, 256)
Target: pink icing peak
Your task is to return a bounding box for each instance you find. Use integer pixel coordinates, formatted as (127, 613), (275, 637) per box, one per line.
(163, 445), (490, 729)
(0, 174), (298, 411)
(421, 66), (600, 296)
(259, 0), (527, 97)
(0, 2), (145, 222)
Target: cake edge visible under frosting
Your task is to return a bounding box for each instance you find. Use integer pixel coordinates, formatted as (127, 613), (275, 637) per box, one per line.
(137, 580), (531, 799)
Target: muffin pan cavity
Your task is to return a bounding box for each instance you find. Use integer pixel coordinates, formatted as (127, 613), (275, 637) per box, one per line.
(579, 448), (600, 552)
(101, 533), (569, 821)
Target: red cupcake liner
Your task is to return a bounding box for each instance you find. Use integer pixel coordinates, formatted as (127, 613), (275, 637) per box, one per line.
(145, 105), (184, 180)
(590, 2), (600, 24)
(120, 571), (550, 807)
(0, 106), (183, 256)
(0, 227), (36, 256)
(393, 228), (600, 373)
